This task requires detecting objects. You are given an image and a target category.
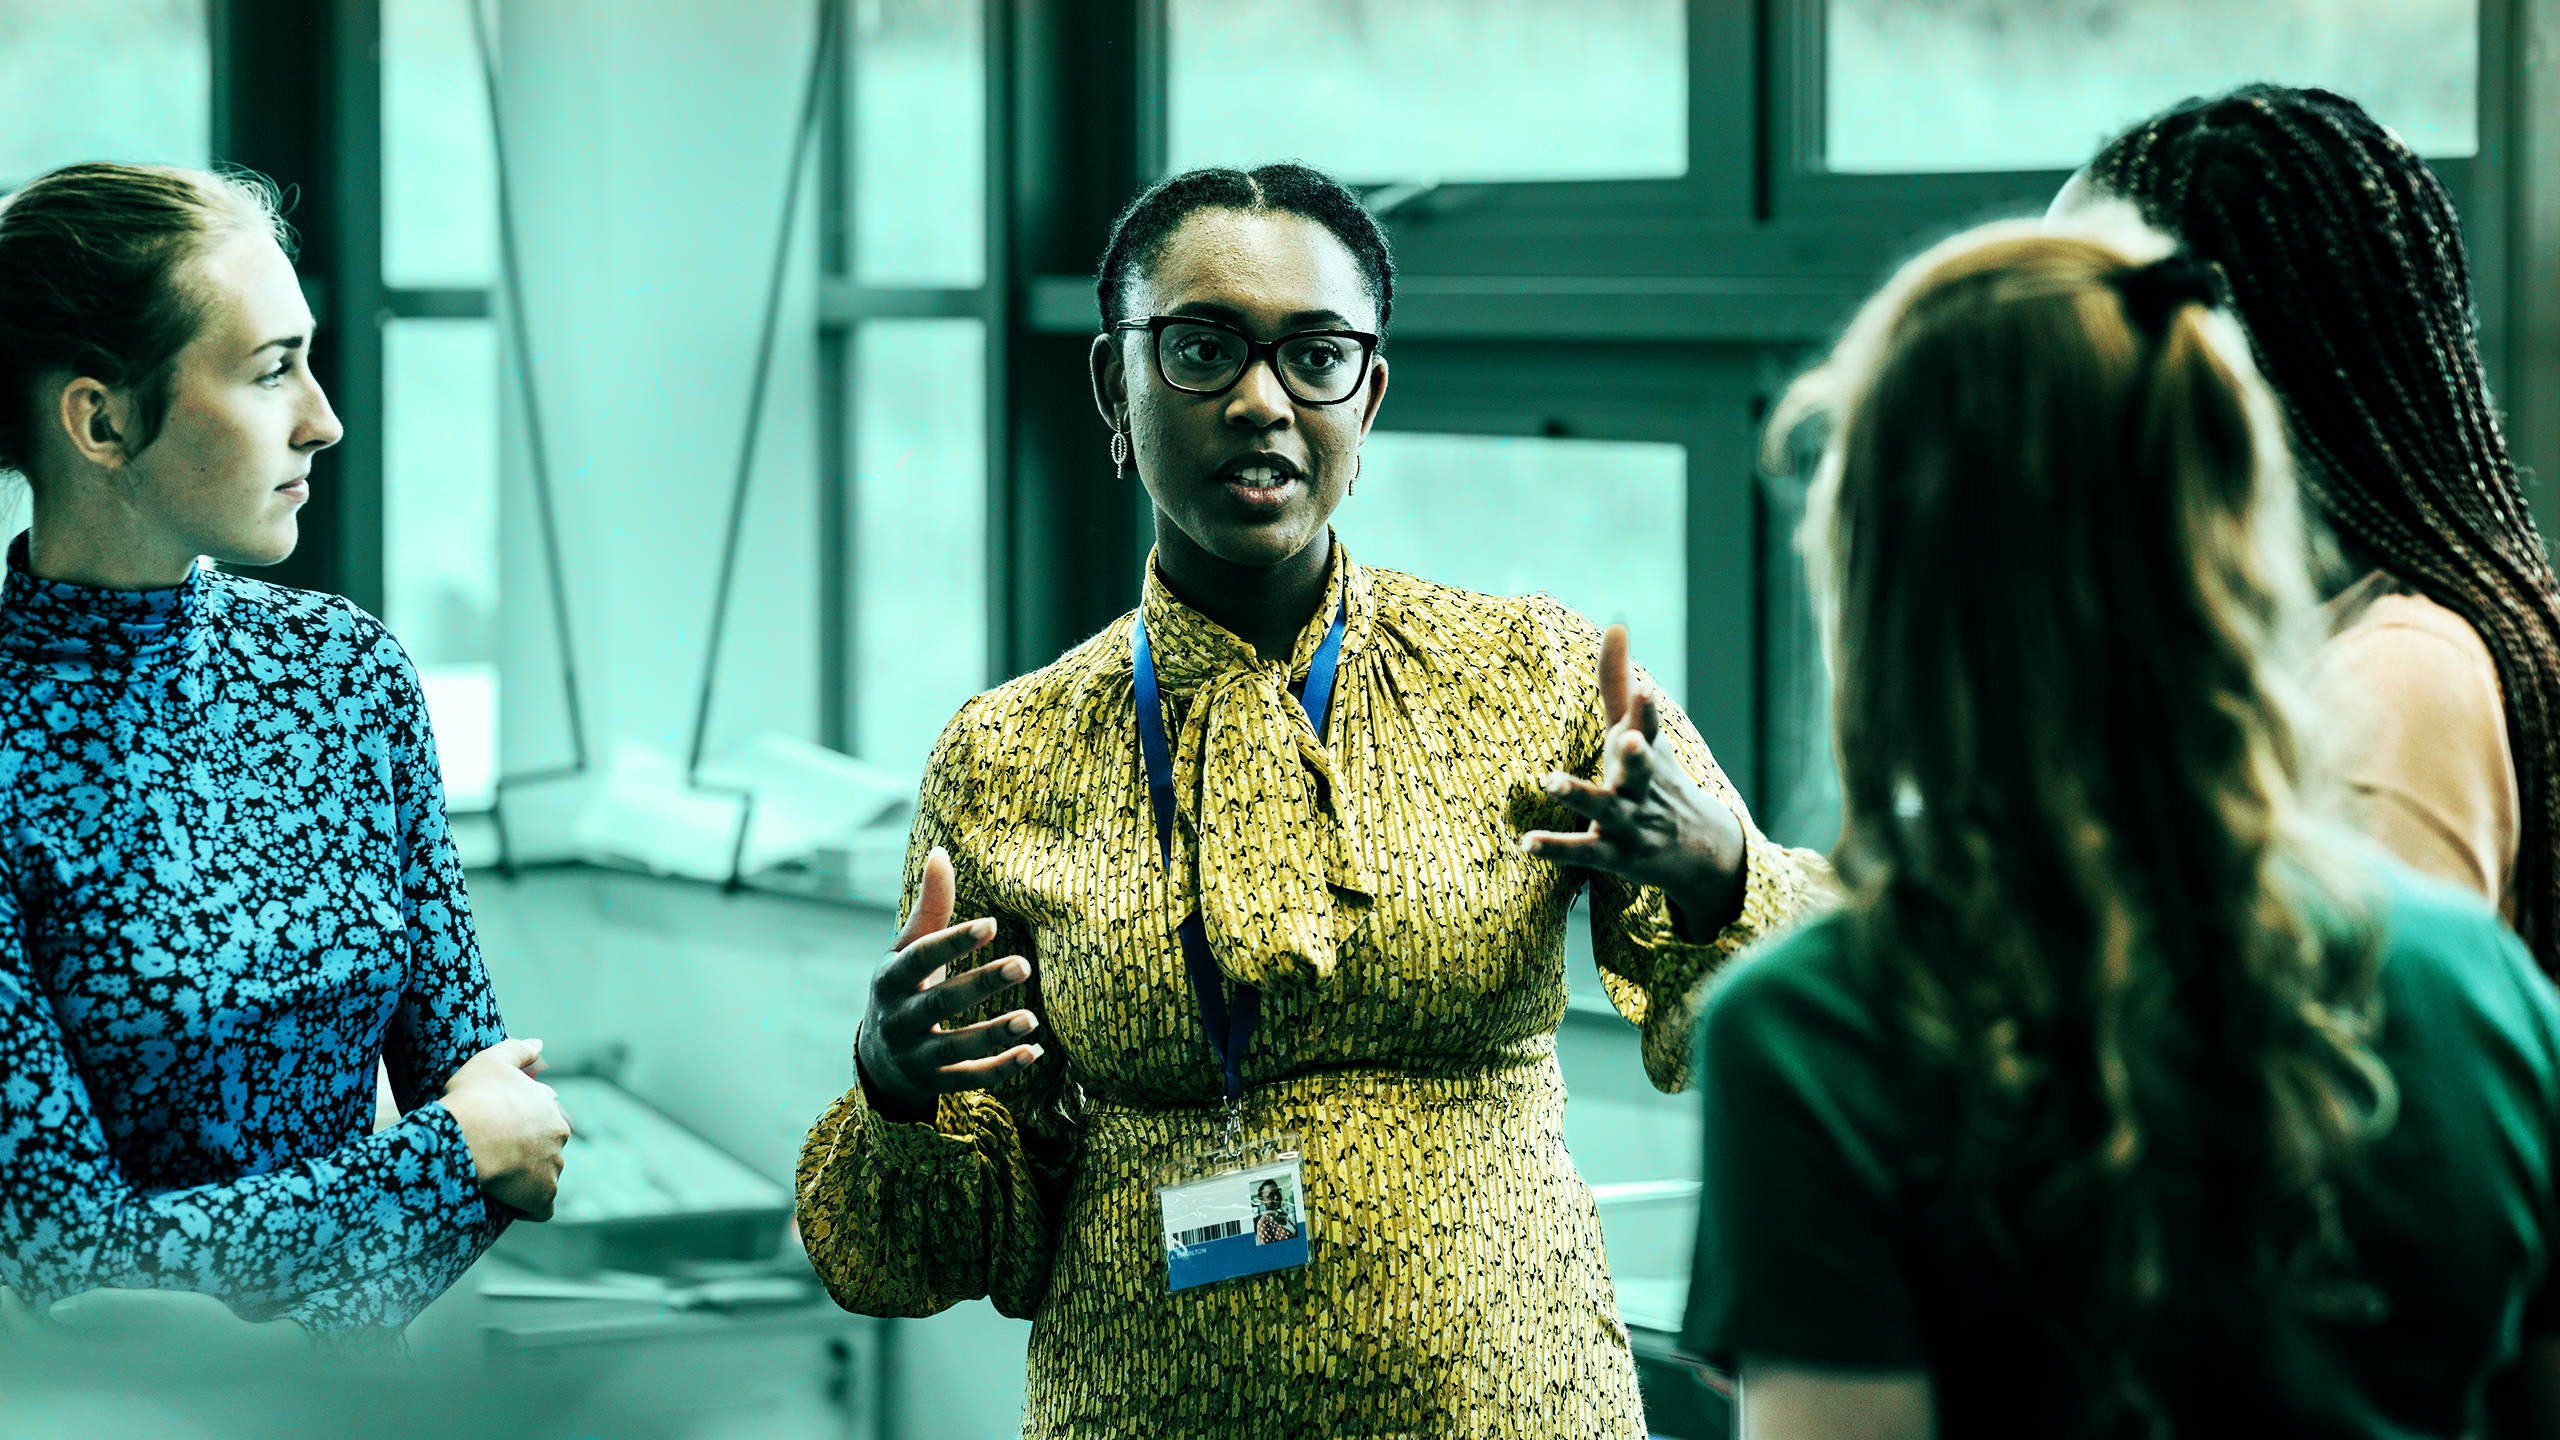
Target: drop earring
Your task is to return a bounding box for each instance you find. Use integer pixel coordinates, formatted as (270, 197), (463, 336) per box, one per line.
(1111, 429), (1131, 479)
(1350, 453), (1361, 497)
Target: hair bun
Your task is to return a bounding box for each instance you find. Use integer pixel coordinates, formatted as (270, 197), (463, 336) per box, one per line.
(2107, 254), (2224, 335)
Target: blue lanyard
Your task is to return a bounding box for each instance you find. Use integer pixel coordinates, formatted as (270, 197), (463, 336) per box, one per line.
(1132, 594), (1347, 1103)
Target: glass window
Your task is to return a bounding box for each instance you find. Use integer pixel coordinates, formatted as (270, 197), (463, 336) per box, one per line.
(855, 0), (986, 288)
(1168, 0), (1687, 184)
(383, 319), (501, 812)
(0, 0), (207, 188)
(382, 0), (499, 288)
(1340, 431), (1688, 704)
(1826, 0), (2477, 174)
(1759, 469), (1840, 854)
(854, 318), (988, 777)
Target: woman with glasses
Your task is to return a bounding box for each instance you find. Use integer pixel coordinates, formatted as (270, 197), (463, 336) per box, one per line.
(796, 161), (1830, 1434)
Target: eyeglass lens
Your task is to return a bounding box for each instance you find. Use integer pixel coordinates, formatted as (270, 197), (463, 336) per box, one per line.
(1157, 322), (1365, 403)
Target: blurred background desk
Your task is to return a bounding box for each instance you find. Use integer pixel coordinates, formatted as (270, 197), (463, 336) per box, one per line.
(406, 1253), (883, 1440)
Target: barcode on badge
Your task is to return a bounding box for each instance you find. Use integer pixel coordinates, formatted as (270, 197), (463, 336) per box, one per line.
(1171, 1219), (1244, 1248)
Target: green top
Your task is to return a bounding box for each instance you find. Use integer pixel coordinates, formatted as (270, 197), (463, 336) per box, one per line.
(1687, 859), (2560, 1438)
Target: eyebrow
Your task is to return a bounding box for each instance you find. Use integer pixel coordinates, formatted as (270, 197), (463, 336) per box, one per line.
(1164, 300), (1362, 331)
(251, 335), (309, 358)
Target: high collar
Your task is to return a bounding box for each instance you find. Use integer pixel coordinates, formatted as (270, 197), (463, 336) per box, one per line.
(1138, 532), (1374, 695)
(0, 530), (208, 672)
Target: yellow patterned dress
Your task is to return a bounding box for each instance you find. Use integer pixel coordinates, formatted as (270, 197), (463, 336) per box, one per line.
(797, 542), (1828, 1437)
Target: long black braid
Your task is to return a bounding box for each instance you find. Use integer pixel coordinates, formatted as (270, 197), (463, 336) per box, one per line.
(2090, 84), (2560, 972)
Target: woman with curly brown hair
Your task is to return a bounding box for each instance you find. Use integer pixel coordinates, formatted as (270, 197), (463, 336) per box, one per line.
(1686, 214), (2560, 1438)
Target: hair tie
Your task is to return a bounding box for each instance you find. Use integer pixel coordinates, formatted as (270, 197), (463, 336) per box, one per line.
(2107, 254), (2223, 336)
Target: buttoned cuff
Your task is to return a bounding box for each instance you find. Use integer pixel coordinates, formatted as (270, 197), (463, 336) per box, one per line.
(1601, 834), (1828, 1092)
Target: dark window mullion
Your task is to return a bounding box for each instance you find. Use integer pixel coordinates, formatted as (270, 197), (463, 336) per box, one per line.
(383, 287), (492, 320)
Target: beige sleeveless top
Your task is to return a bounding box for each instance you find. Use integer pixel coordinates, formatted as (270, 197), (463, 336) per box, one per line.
(2312, 572), (2520, 920)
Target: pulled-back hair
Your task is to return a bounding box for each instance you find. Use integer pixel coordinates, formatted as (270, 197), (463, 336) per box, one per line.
(1093, 161), (1395, 336)
(2088, 85), (2560, 973)
(1778, 218), (2393, 1436)
(0, 162), (294, 484)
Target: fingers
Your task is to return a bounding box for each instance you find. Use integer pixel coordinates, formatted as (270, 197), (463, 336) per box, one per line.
(876, 915), (998, 999)
(1610, 728), (1660, 801)
(913, 1007), (1043, 1073)
(1543, 769), (1630, 827)
(1627, 684), (1661, 745)
(1549, 729), (1660, 819)
(484, 1037), (543, 1072)
(908, 953), (1034, 1030)
(894, 847), (958, 951)
(929, 1041), (1047, 1090)
(1518, 826), (1624, 870)
(1599, 623), (1632, 728)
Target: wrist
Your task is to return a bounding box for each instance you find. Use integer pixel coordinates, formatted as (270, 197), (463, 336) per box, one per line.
(1669, 846), (1748, 943)
(855, 1029), (936, 1126)
(430, 1093), (499, 1185)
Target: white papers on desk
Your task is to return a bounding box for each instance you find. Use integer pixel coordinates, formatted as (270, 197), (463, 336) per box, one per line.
(569, 733), (915, 898)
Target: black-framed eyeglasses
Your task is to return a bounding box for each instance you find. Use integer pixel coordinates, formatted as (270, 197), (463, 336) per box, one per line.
(1108, 316), (1379, 407)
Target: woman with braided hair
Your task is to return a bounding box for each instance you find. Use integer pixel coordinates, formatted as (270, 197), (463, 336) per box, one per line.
(2055, 85), (2560, 971)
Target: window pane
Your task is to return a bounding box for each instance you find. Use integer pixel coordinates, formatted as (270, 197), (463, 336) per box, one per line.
(384, 319), (501, 811)
(0, 0), (206, 187)
(383, 0), (498, 288)
(1340, 431), (1687, 704)
(1760, 470), (1840, 854)
(855, 0), (986, 287)
(1826, 0), (2477, 174)
(855, 319), (987, 776)
(1168, 0), (1686, 184)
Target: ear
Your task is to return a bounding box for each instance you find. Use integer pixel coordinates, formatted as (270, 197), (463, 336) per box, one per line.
(1353, 353), (1390, 441)
(1090, 330), (1130, 432)
(55, 376), (132, 470)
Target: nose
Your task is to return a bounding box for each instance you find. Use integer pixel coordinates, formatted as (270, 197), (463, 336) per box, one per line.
(297, 371), (345, 453)
(1222, 355), (1293, 430)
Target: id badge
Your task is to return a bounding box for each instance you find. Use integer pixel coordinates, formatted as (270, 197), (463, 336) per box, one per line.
(1158, 1141), (1310, 1292)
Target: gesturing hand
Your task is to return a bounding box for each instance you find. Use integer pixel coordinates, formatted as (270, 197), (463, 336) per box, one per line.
(440, 1037), (573, 1221)
(1520, 623), (1749, 940)
(856, 846), (1044, 1125)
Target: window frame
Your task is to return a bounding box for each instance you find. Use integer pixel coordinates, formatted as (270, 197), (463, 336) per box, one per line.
(817, 0), (1011, 757)
(1136, 0), (1758, 225)
(1762, 0), (2484, 247)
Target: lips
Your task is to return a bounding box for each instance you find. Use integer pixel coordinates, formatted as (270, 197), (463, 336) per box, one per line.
(1215, 454), (1304, 509)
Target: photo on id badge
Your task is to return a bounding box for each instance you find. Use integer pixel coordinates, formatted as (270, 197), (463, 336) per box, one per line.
(1161, 1154), (1310, 1292)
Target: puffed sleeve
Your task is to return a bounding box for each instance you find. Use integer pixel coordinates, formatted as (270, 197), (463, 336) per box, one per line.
(0, 844), (498, 1329)
(1524, 596), (1836, 1093)
(797, 695), (1080, 1320)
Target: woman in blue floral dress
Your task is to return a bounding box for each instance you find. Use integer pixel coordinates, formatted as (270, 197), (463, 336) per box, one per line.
(0, 162), (569, 1334)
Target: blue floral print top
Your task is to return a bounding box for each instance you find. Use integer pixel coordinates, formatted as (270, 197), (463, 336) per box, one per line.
(0, 535), (507, 1332)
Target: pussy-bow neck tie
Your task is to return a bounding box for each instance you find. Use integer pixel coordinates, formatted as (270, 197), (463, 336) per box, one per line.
(1141, 551), (1373, 994)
